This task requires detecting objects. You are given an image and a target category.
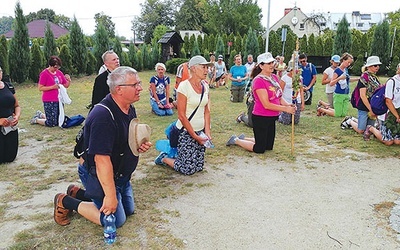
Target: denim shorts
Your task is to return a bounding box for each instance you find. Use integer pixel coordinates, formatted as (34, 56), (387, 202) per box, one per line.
(357, 110), (375, 131)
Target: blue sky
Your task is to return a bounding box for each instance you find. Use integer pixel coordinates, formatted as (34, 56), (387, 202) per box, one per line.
(2, 0), (397, 39)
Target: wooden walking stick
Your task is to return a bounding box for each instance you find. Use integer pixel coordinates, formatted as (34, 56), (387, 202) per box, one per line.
(291, 39), (301, 155)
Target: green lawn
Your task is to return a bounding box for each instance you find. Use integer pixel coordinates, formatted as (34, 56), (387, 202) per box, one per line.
(2, 71), (397, 249)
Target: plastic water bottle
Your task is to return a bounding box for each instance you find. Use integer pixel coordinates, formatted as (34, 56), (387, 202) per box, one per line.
(199, 132), (214, 148)
(103, 214), (116, 244)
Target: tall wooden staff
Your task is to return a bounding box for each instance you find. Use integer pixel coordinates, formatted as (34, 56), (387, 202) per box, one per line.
(291, 39), (301, 155)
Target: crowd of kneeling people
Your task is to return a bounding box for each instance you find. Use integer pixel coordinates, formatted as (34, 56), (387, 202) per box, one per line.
(4, 50), (394, 231)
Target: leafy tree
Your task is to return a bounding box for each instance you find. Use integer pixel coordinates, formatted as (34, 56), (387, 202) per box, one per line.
(191, 39), (201, 56)
(25, 8), (55, 23)
(59, 44), (74, 75)
(54, 14), (72, 30)
(180, 47), (187, 59)
(120, 51), (130, 67)
(9, 2), (30, 83)
(371, 20), (390, 75)
(69, 16), (87, 75)
(204, 0), (263, 37)
(86, 50), (96, 75)
(56, 34), (69, 49)
(175, 0), (207, 31)
(43, 21), (58, 59)
(136, 49), (144, 71)
(128, 43), (139, 68)
(299, 35), (308, 55)
(183, 36), (190, 56)
(0, 35), (9, 75)
(307, 34), (316, 56)
(0, 16), (13, 35)
(141, 44), (151, 70)
(152, 25), (168, 44)
(197, 35), (203, 52)
(215, 36), (225, 58)
(112, 39), (123, 61)
(93, 23), (110, 70)
(233, 34), (243, 55)
(132, 0), (176, 43)
(258, 35), (265, 55)
(323, 36), (334, 56)
(270, 29), (281, 57)
(208, 34), (215, 53)
(94, 12), (115, 38)
(315, 36), (324, 56)
(244, 27), (259, 60)
(150, 40), (160, 66)
(29, 39), (44, 82)
(283, 30), (296, 62)
(388, 55), (399, 76)
(228, 49), (237, 68)
(189, 35), (196, 56)
(333, 16), (352, 55)
(203, 35), (209, 53)
(350, 53), (364, 75)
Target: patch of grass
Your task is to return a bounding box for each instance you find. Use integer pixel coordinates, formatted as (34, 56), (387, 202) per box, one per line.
(3, 72), (398, 248)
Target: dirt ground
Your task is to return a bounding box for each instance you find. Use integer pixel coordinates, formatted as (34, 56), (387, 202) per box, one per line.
(2, 139), (400, 249)
(156, 154), (400, 249)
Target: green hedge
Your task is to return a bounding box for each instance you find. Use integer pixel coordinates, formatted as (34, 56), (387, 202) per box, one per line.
(165, 58), (188, 74)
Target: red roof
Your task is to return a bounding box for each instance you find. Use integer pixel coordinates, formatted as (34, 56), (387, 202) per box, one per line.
(3, 20), (69, 39)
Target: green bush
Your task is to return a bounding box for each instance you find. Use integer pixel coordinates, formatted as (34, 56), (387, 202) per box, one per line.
(165, 58), (188, 74)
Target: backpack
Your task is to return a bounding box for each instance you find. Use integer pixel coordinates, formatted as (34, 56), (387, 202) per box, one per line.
(350, 84), (361, 108)
(370, 78), (395, 115)
(62, 115), (85, 128)
(73, 104), (115, 159)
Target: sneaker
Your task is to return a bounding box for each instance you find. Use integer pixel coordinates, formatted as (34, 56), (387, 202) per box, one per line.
(155, 152), (168, 165)
(226, 135), (238, 146)
(66, 184), (80, 198)
(340, 116), (352, 129)
(35, 110), (44, 119)
(238, 133), (245, 140)
(30, 117), (38, 125)
(54, 193), (70, 226)
(363, 125), (372, 141)
(236, 112), (244, 123)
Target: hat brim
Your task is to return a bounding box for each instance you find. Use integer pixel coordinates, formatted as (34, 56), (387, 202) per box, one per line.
(129, 119), (151, 156)
(365, 62), (382, 67)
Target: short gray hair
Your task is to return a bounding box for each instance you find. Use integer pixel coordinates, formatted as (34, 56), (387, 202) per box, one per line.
(108, 66), (138, 93)
(155, 62), (166, 71)
(102, 50), (116, 62)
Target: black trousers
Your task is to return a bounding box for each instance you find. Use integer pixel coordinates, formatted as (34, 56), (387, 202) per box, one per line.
(0, 129), (18, 163)
(251, 114), (278, 153)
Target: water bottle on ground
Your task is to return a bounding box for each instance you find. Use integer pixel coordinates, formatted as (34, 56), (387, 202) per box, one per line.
(103, 214), (116, 244)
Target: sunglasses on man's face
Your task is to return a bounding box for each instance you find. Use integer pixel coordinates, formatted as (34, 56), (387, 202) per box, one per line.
(300, 60), (306, 63)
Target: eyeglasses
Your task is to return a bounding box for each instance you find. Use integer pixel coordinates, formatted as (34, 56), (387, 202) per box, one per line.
(119, 81), (142, 88)
(53, 65), (61, 69)
(371, 65), (380, 68)
(299, 60), (306, 63)
(260, 61), (275, 65)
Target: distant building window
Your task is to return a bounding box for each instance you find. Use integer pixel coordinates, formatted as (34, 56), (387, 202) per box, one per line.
(299, 23), (305, 30)
(320, 22), (326, 27)
(357, 23), (363, 27)
(185, 32), (189, 37)
(360, 14), (371, 20)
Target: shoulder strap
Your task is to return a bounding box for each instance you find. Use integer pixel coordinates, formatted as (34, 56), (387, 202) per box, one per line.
(95, 103), (114, 120)
(188, 83), (205, 121)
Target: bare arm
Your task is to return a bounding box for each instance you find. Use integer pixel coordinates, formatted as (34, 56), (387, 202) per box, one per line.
(95, 154), (118, 215)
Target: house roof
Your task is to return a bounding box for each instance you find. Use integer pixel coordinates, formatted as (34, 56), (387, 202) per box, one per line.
(3, 20), (69, 39)
(158, 31), (184, 44)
